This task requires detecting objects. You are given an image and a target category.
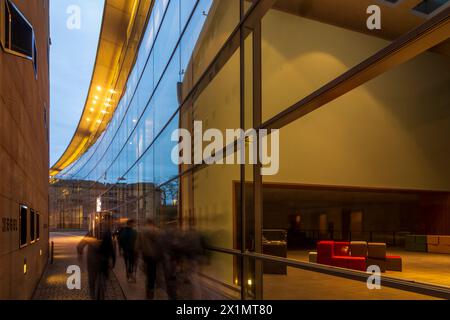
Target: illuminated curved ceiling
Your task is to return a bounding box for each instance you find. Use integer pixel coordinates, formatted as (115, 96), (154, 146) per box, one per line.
(50, 0), (153, 177)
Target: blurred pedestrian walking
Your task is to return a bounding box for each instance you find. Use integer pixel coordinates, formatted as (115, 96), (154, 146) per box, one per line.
(161, 225), (179, 300)
(77, 234), (101, 300)
(118, 219), (138, 282)
(137, 219), (162, 300)
(77, 218), (116, 300)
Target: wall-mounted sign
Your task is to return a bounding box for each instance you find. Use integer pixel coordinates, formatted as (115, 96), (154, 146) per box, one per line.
(96, 197), (102, 213)
(2, 218), (18, 233)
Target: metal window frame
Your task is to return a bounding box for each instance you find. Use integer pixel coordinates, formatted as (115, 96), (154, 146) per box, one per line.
(32, 32), (38, 78)
(30, 208), (36, 244)
(0, 0), (4, 49)
(411, 0), (450, 18)
(36, 212), (40, 241)
(19, 205), (28, 249)
(0, 0), (35, 61)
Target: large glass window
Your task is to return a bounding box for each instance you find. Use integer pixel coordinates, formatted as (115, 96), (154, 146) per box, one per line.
(19, 205), (27, 248)
(1, 0), (34, 59)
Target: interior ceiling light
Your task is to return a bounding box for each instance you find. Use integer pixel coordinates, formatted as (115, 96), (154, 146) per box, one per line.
(96, 86), (102, 91)
(90, 108), (95, 112)
(109, 89), (116, 94)
(93, 100), (97, 105)
(96, 119), (102, 124)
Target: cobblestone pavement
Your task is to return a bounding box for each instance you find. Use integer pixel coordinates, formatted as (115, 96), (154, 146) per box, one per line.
(114, 247), (225, 300)
(33, 231), (125, 300)
(113, 253), (167, 300)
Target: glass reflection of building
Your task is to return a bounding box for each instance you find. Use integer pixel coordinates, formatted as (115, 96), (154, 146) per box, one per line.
(51, 0), (450, 300)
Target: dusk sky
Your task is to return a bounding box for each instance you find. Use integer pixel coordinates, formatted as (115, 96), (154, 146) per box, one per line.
(50, 0), (104, 166)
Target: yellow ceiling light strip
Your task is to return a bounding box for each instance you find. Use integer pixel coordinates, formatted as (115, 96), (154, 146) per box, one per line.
(127, 0), (140, 40)
(49, 0), (154, 178)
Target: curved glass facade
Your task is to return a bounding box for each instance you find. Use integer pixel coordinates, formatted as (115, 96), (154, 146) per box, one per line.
(53, 0), (216, 226)
(57, 0), (208, 181)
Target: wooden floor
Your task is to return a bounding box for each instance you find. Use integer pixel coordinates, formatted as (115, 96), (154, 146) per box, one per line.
(263, 248), (450, 300)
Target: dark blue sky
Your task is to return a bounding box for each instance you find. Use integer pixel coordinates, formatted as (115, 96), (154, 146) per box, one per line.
(50, 0), (104, 166)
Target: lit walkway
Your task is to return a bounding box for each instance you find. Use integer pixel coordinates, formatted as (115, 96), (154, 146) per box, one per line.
(112, 246), (167, 300)
(33, 231), (124, 300)
(113, 243), (225, 300)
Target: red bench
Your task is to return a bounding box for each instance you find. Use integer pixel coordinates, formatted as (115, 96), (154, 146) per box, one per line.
(317, 241), (367, 271)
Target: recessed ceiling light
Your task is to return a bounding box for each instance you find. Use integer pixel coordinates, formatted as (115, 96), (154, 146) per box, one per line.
(97, 86), (102, 91)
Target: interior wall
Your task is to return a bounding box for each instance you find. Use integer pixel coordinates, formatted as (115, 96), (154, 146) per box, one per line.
(261, 9), (450, 192)
(263, 197), (419, 232)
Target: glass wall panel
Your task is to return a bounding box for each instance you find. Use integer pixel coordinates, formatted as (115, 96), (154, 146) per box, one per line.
(154, 115), (179, 186)
(200, 251), (240, 298)
(181, 0), (197, 28)
(186, 43), (242, 288)
(153, 48), (181, 136)
(189, 0), (240, 84)
(136, 52), (155, 116)
(138, 148), (156, 225)
(261, 50), (450, 290)
(180, 0), (213, 74)
(263, 265), (440, 300)
(154, 0), (180, 82)
(261, 3), (390, 122)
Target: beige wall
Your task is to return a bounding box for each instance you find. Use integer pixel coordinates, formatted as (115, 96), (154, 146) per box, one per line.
(0, 0), (50, 300)
(262, 9), (450, 192)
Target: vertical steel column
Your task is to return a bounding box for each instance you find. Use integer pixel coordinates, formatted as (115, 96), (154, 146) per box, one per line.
(239, 0), (247, 301)
(252, 20), (263, 300)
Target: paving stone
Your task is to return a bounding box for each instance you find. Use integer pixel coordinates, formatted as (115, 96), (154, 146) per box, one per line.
(33, 232), (125, 300)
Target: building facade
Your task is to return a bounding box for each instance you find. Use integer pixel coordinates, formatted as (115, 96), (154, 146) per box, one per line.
(0, 0), (50, 300)
(51, 0), (450, 299)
